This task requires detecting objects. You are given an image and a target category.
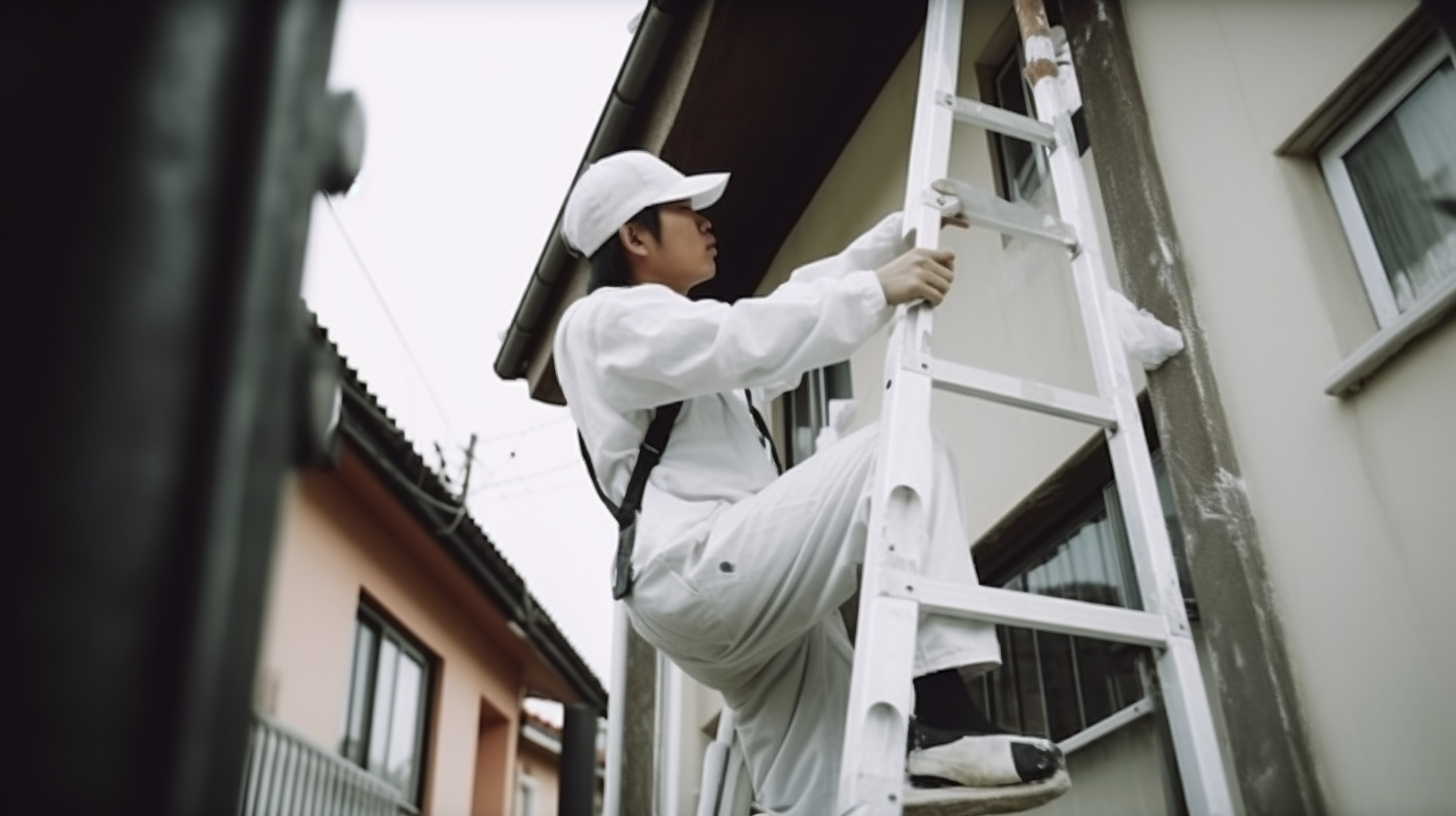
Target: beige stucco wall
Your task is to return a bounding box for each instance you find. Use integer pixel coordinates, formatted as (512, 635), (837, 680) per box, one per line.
(259, 465), (531, 816)
(517, 737), (561, 816)
(1119, 2), (1456, 814)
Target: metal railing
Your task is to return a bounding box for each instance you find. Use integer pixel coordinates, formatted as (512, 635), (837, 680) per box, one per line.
(238, 713), (420, 816)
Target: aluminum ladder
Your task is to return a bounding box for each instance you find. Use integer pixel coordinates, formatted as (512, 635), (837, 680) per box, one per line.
(836, 0), (1236, 814)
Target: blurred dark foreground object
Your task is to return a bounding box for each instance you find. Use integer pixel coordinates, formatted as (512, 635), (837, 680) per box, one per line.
(3, 1), (360, 814)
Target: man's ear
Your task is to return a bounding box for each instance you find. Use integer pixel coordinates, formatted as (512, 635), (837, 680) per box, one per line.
(619, 223), (650, 257)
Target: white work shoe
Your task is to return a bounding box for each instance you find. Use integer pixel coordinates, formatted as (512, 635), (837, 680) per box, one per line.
(902, 724), (1070, 815)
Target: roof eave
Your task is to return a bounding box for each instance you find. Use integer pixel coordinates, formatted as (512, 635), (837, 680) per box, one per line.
(492, 0), (694, 395)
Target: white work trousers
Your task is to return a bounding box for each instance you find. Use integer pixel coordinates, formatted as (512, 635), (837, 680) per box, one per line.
(624, 423), (1001, 815)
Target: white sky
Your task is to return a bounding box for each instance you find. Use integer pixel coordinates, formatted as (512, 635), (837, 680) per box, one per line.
(301, 0), (643, 692)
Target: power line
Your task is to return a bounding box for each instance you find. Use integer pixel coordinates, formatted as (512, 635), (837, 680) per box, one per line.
(468, 460), (580, 497)
(472, 415), (572, 447)
(324, 194), (457, 447)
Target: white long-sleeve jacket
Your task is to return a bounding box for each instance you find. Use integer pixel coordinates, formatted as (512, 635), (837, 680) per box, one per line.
(555, 212), (909, 556)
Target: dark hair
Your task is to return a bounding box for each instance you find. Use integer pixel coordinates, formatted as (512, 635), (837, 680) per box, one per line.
(587, 205), (662, 292)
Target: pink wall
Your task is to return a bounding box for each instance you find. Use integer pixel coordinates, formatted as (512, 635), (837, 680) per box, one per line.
(257, 455), (550, 815)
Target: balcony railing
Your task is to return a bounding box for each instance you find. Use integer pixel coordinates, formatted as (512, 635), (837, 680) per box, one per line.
(238, 713), (420, 816)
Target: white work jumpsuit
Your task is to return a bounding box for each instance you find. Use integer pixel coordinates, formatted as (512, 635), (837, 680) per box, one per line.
(555, 213), (1000, 814)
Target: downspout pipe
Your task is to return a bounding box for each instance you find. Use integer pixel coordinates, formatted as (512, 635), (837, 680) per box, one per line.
(559, 703), (599, 816)
(493, 0), (691, 384)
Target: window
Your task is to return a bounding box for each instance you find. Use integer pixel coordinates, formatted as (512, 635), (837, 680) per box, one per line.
(1321, 37), (1456, 327)
(969, 449), (1193, 745)
(991, 45), (1047, 204)
(515, 774), (541, 816)
(781, 361), (853, 468)
(341, 605), (433, 804)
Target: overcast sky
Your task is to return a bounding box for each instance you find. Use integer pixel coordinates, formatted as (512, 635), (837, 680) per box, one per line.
(301, 0), (643, 691)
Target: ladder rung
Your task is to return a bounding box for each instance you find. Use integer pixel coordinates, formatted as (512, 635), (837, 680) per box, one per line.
(936, 91), (1056, 148)
(928, 177), (1078, 249)
(922, 356), (1118, 429)
(897, 577), (1170, 648)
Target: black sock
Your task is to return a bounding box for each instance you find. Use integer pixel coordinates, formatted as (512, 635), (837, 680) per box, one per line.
(912, 668), (1002, 735)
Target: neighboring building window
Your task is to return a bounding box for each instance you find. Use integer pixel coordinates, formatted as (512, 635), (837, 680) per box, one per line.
(516, 774), (541, 816)
(1320, 36), (1456, 326)
(341, 605), (433, 804)
(969, 454), (1190, 743)
(782, 361), (854, 468)
(992, 44), (1047, 204)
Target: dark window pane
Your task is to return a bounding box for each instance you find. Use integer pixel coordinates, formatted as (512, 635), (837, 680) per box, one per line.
(994, 49), (1042, 201)
(783, 362), (854, 468)
(1072, 635), (1117, 725)
(992, 627), (1022, 733)
(1112, 646), (1145, 710)
(1153, 451), (1196, 608)
(1009, 627), (1047, 738)
(1038, 631), (1081, 741)
(342, 621), (377, 762)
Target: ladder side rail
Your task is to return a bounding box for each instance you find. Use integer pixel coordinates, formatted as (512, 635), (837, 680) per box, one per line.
(1012, 2), (1235, 813)
(837, 1), (963, 814)
(657, 655), (686, 816)
(718, 739), (749, 816)
(696, 708), (736, 816)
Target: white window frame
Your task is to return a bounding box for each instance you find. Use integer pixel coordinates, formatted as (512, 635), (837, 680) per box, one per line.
(1319, 36), (1456, 395)
(515, 773), (541, 816)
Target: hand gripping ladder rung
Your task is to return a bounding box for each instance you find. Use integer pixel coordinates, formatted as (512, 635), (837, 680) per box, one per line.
(835, 1), (1237, 815)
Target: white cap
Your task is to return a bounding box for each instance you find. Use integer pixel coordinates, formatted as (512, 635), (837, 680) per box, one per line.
(561, 150), (730, 257)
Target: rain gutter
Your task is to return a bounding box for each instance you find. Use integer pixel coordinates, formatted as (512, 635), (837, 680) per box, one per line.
(492, 0), (691, 383)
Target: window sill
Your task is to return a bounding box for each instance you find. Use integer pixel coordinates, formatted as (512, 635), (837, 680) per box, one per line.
(1323, 273), (1456, 397)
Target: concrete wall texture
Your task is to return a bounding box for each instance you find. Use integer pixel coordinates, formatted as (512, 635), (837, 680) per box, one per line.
(1119, 2), (1456, 814)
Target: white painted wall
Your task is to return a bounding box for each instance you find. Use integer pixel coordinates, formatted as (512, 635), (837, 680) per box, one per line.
(1120, 1), (1456, 814)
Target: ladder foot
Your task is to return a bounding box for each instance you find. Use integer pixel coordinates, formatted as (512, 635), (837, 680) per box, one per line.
(903, 769), (1071, 815)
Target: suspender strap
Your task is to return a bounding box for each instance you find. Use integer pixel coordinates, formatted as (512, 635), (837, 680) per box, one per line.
(618, 400), (683, 525)
(578, 401), (683, 599)
(745, 390), (783, 475)
(578, 390), (779, 599)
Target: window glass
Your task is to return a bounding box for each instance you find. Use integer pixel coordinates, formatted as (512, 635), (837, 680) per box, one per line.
(972, 458), (1188, 742)
(385, 653), (425, 794)
(341, 619), (377, 762)
(782, 361), (853, 468)
(1342, 58), (1456, 312)
(342, 607), (432, 805)
(993, 48), (1044, 202)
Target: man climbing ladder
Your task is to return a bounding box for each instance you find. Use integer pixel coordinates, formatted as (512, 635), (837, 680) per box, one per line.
(556, 148), (1071, 815)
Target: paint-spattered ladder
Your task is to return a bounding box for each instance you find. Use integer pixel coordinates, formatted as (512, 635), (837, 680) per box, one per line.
(834, 0), (1236, 814)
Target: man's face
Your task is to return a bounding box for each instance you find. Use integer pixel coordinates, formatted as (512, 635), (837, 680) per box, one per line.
(632, 200), (717, 293)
